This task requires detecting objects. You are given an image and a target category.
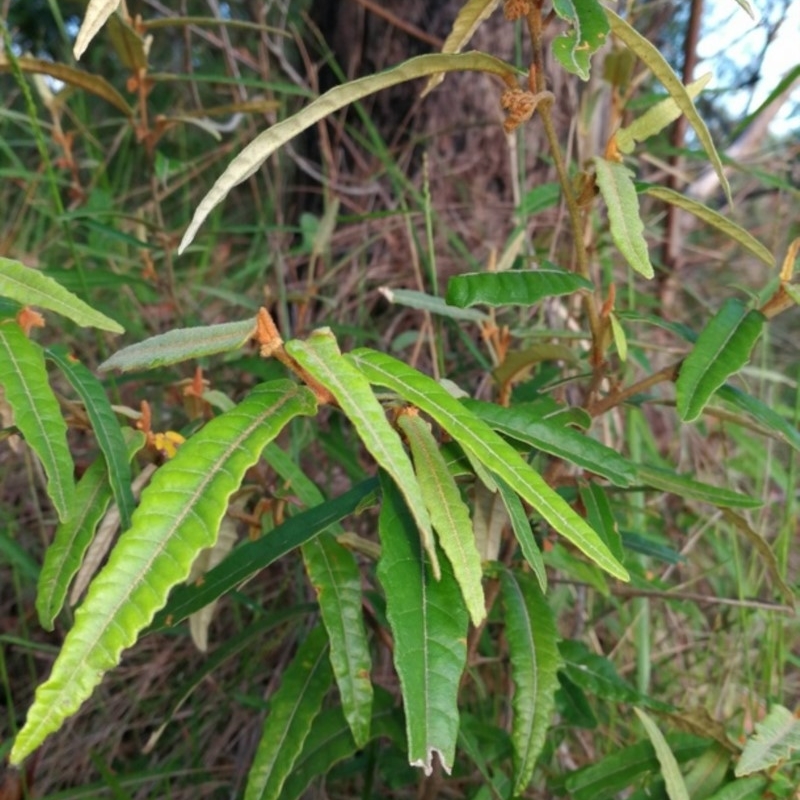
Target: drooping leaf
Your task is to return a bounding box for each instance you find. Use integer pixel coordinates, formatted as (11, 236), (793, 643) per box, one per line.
(464, 398), (636, 487)
(302, 532), (374, 747)
(423, 0), (502, 94)
(635, 708), (690, 800)
(644, 187), (773, 267)
(74, 0), (121, 59)
(636, 464), (761, 509)
(286, 330), (439, 577)
(178, 52), (518, 253)
(735, 705), (800, 777)
(552, 0), (610, 80)
(10, 380), (317, 765)
(493, 343), (579, 388)
(501, 568), (561, 795)
(716, 385), (800, 453)
(594, 157), (654, 279)
(280, 688), (404, 800)
(47, 345), (136, 530)
(36, 430), (145, 631)
(151, 478), (379, 630)
(377, 474), (468, 776)
(616, 74), (711, 154)
(349, 348), (628, 581)
(676, 299), (765, 422)
(378, 287), (489, 323)
(471, 480), (507, 563)
(397, 412), (486, 625)
(244, 624), (333, 800)
(0, 323), (75, 521)
(605, 9), (730, 202)
(0, 258), (123, 333)
(446, 267), (593, 308)
(99, 318), (256, 373)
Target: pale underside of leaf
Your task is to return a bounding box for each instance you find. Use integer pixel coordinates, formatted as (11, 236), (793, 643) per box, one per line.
(179, 52), (518, 253)
(735, 704), (800, 777)
(74, 0), (122, 60)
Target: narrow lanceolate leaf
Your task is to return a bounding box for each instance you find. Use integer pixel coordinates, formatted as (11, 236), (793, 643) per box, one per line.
(501, 568), (560, 795)
(552, 0), (610, 80)
(47, 345), (135, 530)
(74, 0), (121, 59)
(36, 430), (145, 631)
(636, 464), (761, 509)
(0, 323), (74, 521)
(605, 9), (730, 203)
(616, 74), (711, 154)
(244, 625), (332, 800)
(378, 475), (468, 776)
(635, 708), (690, 800)
(645, 186), (773, 267)
(302, 532), (374, 747)
(706, 776), (767, 800)
(463, 398), (636, 487)
(676, 299), (765, 422)
(178, 52), (518, 253)
(446, 268), (593, 308)
(379, 287), (489, 323)
(578, 482), (624, 563)
(10, 381), (317, 765)
(422, 0), (502, 94)
(594, 157), (653, 279)
(0, 257), (123, 333)
(736, 705), (800, 777)
(287, 330), (439, 578)
(349, 349), (628, 581)
(99, 318), (256, 373)
(397, 412), (486, 626)
(717, 384), (800, 454)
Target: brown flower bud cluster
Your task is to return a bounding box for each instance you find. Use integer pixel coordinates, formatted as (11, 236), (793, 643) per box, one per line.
(504, 0), (532, 21)
(501, 88), (538, 133)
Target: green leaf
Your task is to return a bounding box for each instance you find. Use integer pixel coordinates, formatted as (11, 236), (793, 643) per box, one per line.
(636, 464), (761, 509)
(594, 157), (654, 279)
(683, 744), (730, 800)
(578, 482), (624, 563)
(151, 477), (379, 630)
(605, 9), (731, 203)
(609, 312), (628, 361)
(616, 74), (711, 154)
(735, 704), (800, 777)
(36, 430), (146, 630)
(464, 398), (636, 487)
(378, 474), (468, 775)
(0, 257), (123, 333)
(244, 624), (333, 800)
(99, 317), (256, 373)
(379, 287), (489, 323)
(179, 52), (518, 252)
(302, 532), (374, 747)
(644, 187), (773, 267)
(706, 776), (768, 800)
(716, 384), (800, 453)
(397, 412), (486, 625)
(47, 345), (136, 531)
(493, 343), (579, 387)
(349, 349), (628, 581)
(552, 0), (610, 80)
(635, 708), (690, 800)
(446, 267), (593, 308)
(286, 330), (439, 577)
(280, 688), (404, 800)
(500, 568), (561, 795)
(10, 380), (317, 765)
(676, 299), (765, 422)
(0, 323), (75, 521)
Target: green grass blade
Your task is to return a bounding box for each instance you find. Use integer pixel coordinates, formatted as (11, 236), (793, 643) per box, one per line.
(0, 257), (123, 333)
(99, 318), (257, 373)
(634, 708), (690, 800)
(446, 268), (593, 308)
(349, 349), (629, 581)
(302, 532), (374, 747)
(378, 474), (468, 775)
(594, 157), (654, 279)
(36, 430), (146, 630)
(287, 330), (439, 577)
(0, 323), (75, 520)
(636, 464), (761, 508)
(716, 384), (800, 453)
(10, 380), (317, 765)
(397, 412), (486, 625)
(676, 299), (765, 422)
(244, 625), (333, 800)
(47, 345), (136, 530)
(500, 568), (560, 795)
